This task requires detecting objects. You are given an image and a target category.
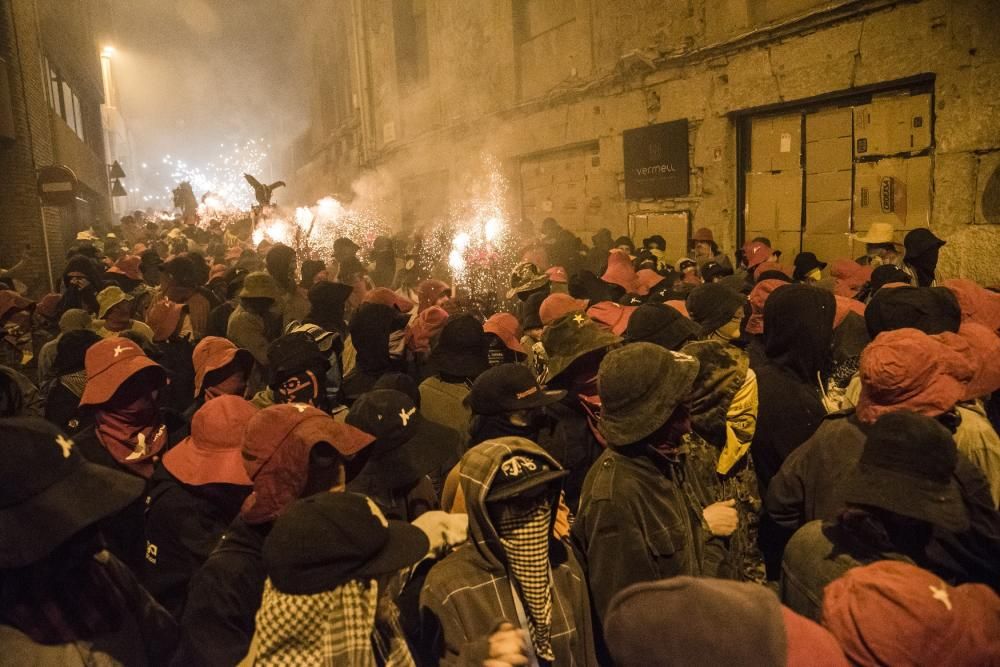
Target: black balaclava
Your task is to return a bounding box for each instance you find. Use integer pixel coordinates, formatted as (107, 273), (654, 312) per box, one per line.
(762, 284), (835, 384)
(907, 246), (940, 288)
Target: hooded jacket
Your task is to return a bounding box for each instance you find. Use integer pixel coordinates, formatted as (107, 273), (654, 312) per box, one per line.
(766, 411), (1000, 593)
(751, 285), (835, 492)
(419, 438), (597, 666)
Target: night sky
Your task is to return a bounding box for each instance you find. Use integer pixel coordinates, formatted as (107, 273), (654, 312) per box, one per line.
(105, 0), (310, 203)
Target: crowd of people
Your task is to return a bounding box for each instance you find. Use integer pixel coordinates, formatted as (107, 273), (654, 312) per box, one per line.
(1, 210), (999, 666)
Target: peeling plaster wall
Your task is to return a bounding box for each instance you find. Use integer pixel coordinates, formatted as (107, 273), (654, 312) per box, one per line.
(318, 0), (1000, 284)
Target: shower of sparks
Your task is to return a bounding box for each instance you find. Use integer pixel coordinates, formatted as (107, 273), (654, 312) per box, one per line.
(145, 139), (271, 212)
(436, 153), (517, 305)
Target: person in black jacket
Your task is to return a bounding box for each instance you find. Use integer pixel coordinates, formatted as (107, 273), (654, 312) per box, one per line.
(750, 284), (835, 493)
(142, 396), (258, 618)
(172, 404), (375, 667)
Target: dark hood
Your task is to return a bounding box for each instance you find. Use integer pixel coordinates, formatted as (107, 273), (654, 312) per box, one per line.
(458, 437), (563, 572)
(349, 302), (407, 374)
(62, 255), (103, 289)
(763, 284), (835, 383)
(865, 286), (961, 338)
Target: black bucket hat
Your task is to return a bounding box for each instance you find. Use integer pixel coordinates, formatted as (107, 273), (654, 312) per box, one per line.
(263, 491), (430, 595)
(792, 252), (827, 281)
(598, 343), (700, 447)
(346, 389), (459, 489)
(842, 410), (968, 532)
(623, 302), (700, 350)
(541, 311), (621, 383)
(0, 418), (145, 568)
(428, 314), (489, 379)
(686, 283), (745, 336)
(466, 363), (566, 416)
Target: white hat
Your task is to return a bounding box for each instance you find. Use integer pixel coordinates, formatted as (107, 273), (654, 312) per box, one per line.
(853, 222), (899, 245)
(75, 230), (98, 242)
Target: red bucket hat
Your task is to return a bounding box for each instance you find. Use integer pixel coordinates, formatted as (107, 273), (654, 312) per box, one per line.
(601, 249), (639, 293)
(483, 312), (525, 354)
(79, 337), (164, 407)
(540, 293), (589, 327)
(417, 279), (451, 312)
(163, 396), (258, 486)
(35, 293), (61, 321)
(821, 561), (1000, 667)
(946, 323), (1000, 401)
(192, 336), (253, 397)
(587, 301), (637, 336)
(745, 279), (789, 335)
(146, 299), (184, 342)
(857, 328), (976, 423)
(107, 255), (142, 281)
(239, 404), (375, 525)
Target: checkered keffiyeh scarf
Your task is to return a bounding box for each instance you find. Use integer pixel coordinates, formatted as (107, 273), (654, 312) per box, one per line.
(497, 503), (555, 662)
(254, 578), (415, 667)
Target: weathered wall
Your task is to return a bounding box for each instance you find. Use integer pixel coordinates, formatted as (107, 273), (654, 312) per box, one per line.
(305, 0), (1000, 285)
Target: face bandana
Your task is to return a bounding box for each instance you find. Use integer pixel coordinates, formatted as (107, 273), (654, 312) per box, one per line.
(95, 392), (167, 479)
(495, 499), (555, 662)
(275, 370), (322, 406)
(205, 368), (248, 400)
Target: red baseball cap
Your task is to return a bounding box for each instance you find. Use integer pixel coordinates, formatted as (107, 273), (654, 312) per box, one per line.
(163, 396), (257, 486)
(79, 338), (164, 407)
(483, 313), (525, 354)
(743, 241), (773, 269)
(822, 561), (1000, 666)
(192, 336), (253, 397)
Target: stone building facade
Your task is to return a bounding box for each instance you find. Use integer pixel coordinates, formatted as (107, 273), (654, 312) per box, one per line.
(0, 0), (111, 292)
(293, 0), (1000, 284)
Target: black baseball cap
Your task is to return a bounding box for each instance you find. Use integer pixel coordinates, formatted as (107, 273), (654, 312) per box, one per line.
(487, 452), (569, 501)
(465, 364), (566, 416)
(263, 491), (430, 594)
(346, 389), (460, 489)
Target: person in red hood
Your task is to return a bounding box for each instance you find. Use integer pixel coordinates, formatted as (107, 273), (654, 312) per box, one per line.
(821, 561), (1000, 666)
(174, 403), (375, 666)
(143, 396), (258, 618)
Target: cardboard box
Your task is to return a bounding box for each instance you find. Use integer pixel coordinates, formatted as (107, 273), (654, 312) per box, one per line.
(751, 114), (802, 172)
(746, 170), (802, 233)
(806, 107), (852, 141)
(853, 155), (931, 231)
(853, 93), (931, 157)
(806, 199), (852, 235)
(775, 231), (802, 258)
(806, 170), (852, 202)
(806, 137), (853, 174)
(801, 232), (854, 262)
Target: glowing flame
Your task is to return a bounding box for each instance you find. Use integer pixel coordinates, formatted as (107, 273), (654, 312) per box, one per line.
(252, 227), (265, 246)
(316, 196), (343, 220)
(484, 216), (502, 243)
(265, 219), (290, 245)
(448, 249), (466, 273)
(295, 206), (314, 232)
(453, 232), (471, 251)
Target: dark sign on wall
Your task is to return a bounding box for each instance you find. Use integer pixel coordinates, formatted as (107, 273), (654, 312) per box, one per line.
(623, 119), (690, 199)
